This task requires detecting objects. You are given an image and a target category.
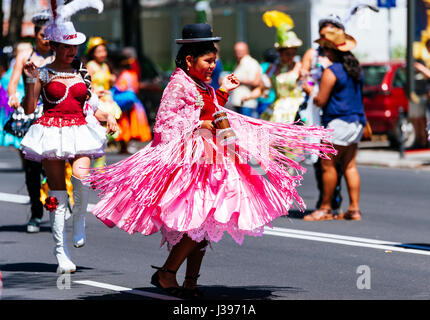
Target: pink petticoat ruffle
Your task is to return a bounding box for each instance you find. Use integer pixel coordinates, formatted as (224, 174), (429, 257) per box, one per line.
(159, 213), (269, 251)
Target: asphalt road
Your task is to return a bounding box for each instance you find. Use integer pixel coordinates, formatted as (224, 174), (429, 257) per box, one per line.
(1, 145), (430, 303)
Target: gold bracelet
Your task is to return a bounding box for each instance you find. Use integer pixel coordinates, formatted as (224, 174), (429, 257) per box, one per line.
(219, 87), (228, 93)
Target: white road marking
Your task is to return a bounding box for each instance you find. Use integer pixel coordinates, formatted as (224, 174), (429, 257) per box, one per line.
(73, 280), (182, 300)
(1, 191), (430, 256)
(0, 192), (30, 204)
(264, 227), (430, 256)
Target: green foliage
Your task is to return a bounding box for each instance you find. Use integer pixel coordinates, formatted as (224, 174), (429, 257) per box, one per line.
(392, 44), (406, 59)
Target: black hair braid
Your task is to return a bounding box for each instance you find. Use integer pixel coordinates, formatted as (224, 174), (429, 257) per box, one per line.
(72, 58), (92, 99)
(341, 51), (362, 82)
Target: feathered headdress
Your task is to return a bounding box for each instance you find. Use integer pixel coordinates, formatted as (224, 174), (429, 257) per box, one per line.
(49, 0), (104, 24)
(319, 3), (379, 30)
(45, 0), (104, 45)
(262, 10), (294, 30)
(342, 3), (379, 25)
(31, 9), (51, 26)
(263, 10), (302, 49)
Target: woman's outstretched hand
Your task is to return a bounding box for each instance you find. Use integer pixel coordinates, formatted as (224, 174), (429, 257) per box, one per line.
(106, 114), (120, 135)
(220, 74), (240, 92)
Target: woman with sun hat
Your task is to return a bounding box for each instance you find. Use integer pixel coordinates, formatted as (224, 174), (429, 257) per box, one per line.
(302, 26), (365, 221)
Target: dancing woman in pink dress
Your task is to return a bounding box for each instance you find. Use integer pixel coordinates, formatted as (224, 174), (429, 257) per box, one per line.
(86, 24), (336, 298)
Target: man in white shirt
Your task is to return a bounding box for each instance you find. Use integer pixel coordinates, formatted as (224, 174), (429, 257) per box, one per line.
(228, 42), (262, 117)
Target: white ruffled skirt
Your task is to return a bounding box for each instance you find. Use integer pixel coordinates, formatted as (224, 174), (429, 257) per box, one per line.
(20, 118), (107, 162)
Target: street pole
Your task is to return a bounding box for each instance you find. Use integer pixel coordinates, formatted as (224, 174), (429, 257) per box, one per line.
(121, 0), (144, 62)
(388, 7), (392, 60)
(405, 0), (416, 159)
(406, 0), (415, 97)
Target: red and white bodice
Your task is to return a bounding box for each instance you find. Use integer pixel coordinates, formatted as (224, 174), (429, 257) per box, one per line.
(36, 67), (88, 127)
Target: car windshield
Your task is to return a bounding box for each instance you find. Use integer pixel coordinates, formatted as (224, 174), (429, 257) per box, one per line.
(362, 65), (388, 86)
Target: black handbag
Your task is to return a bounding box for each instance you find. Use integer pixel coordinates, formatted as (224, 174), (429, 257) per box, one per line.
(4, 105), (43, 138)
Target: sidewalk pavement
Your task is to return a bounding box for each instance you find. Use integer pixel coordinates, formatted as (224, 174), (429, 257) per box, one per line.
(357, 141), (430, 170)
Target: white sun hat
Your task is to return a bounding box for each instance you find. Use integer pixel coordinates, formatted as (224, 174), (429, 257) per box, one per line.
(44, 0), (104, 45)
(44, 21), (87, 45)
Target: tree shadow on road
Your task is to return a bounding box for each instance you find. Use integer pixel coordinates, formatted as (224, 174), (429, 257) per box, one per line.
(184, 285), (305, 300)
(76, 284), (305, 300)
(0, 262), (93, 273)
(0, 224), (51, 233)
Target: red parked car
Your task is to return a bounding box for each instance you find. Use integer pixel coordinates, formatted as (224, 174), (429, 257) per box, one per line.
(361, 61), (416, 148)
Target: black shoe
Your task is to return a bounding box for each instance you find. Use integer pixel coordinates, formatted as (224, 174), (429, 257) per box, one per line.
(183, 274), (204, 299)
(150, 265), (187, 299)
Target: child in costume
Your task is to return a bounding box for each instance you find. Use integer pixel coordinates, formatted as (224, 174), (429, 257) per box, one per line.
(20, 0), (119, 273)
(86, 23), (335, 298)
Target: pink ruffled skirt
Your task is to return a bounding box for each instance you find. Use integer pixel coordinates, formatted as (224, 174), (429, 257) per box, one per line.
(89, 144), (300, 248)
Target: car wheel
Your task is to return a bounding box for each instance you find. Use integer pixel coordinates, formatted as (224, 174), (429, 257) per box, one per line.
(388, 117), (416, 149)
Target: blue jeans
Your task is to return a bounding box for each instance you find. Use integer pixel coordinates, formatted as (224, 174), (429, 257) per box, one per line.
(235, 106), (255, 117)
(257, 102), (272, 117)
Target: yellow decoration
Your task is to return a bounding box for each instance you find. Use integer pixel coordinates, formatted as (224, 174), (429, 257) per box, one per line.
(413, 4), (430, 68)
(262, 10), (294, 30)
(39, 162), (74, 206)
(40, 178), (49, 205)
(65, 162), (74, 206)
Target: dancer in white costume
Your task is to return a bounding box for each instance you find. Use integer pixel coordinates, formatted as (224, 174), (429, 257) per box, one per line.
(21, 0), (119, 273)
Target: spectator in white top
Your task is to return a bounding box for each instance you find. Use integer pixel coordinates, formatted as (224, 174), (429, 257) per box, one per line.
(228, 41), (262, 117)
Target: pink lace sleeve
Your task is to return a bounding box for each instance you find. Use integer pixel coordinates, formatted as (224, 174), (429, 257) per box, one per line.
(153, 78), (203, 144)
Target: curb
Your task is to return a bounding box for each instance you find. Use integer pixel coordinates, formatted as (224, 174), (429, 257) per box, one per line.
(356, 149), (430, 169)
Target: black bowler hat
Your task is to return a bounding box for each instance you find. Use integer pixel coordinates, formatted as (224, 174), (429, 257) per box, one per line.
(175, 23), (222, 44)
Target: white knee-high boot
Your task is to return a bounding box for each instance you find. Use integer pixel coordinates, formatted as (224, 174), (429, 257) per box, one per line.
(48, 190), (76, 274)
(71, 176), (89, 248)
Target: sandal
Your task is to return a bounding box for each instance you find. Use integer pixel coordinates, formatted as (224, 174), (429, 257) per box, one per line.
(183, 274), (204, 299)
(150, 265), (187, 299)
(343, 210), (362, 221)
(303, 208), (333, 221)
